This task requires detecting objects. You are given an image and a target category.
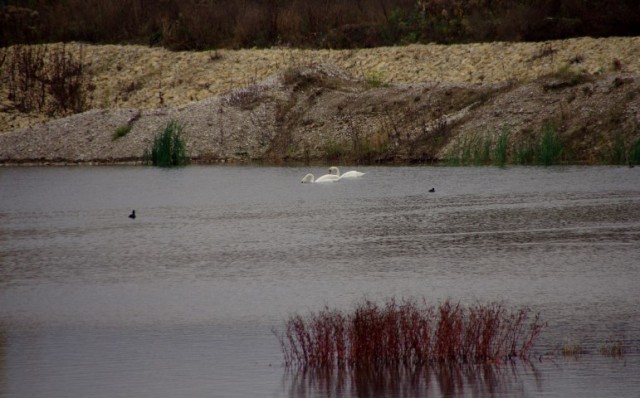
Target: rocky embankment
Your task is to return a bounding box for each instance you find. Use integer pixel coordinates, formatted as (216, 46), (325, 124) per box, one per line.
(1, 37), (639, 164)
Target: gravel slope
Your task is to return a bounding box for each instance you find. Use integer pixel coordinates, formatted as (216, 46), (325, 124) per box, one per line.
(1, 37), (639, 164)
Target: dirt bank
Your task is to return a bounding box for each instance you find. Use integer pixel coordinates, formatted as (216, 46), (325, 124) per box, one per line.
(1, 37), (639, 165)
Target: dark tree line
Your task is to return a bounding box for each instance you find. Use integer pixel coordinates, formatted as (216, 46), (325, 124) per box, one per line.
(2, 0), (639, 50)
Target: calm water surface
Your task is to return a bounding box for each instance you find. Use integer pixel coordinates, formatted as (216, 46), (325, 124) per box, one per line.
(1, 165), (639, 397)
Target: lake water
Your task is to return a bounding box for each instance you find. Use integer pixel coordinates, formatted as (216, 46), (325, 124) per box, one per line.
(1, 165), (639, 397)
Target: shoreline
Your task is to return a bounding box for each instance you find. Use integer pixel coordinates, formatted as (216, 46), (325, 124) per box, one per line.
(1, 37), (640, 166)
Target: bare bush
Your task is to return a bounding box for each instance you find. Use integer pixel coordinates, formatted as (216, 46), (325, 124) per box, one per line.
(6, 45), (46, 112)
(3, 44), (88, 116)
(44, 44), (87, 114)
(221, 84), (266, 110)
(275, 299), (545, 368)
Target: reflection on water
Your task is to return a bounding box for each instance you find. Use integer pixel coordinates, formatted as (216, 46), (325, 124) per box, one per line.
(0, 324), (7, 397)
(284, 362), (543, 398)
(0, 165), (639, 397)
(282, 355), (640, 398)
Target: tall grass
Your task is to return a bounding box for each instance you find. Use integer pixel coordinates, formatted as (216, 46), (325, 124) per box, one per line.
(353, 131), (391, 163)
(536, 123), (564, 166)
(627, 137), (640, 166)
(445, 135), (478, 166)
(511, 123), (566, 166)
(274, 299), (544, 369)
(445, 129), (508, 166)
(144, 120), (188, 167)
(514, 140), (537, 165)
(494, 129), (510, 167)
(608, 132), (627, 165)
(468, 135), (492, 165)
(446, 124), (568, 166)
(319, 130), (390, 164)
(321, 139), (346, 162)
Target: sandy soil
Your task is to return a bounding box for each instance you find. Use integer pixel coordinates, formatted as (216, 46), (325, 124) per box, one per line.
(1, 37), (639, 164)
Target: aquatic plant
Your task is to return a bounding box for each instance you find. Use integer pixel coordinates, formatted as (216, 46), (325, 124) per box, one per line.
(493, 129), (510, 167)
(628, 137), (640, 166)
(144, 119), (188, 167)
(322, 138), (347, 161)
(608, 131), (627, 165)
(444, 123), (571, 166)
(445, 135), (475, 166)
(445, 133), (502, 166)
(514, 139), (537, 165)
(510, 123), (566, 166)
(599, 339), (625, 358)
(274, 299), (545, 369)
(536, 123), (564, 166)
(558, 338), (584, 357)
(351, 132), (390, 163)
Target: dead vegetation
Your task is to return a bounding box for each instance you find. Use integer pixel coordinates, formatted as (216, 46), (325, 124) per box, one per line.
(274, 299), (544, 368)
(2, 43), (88, 116)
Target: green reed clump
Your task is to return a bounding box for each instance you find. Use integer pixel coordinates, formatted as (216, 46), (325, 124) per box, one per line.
(628, 137), (640, 166)
(608, 131), (627, 165)
(536, 123), (564, 166)
(446, 131), (509, 166)
(476, 136), (493, 165)
(493, 129), (510, 167)
(144, 120), (188, 167)
(322, 139), (347, 161)
(352, 133), (391, 164)
(514, 140), (536, 165)
(511, 123), (566, 166)
(112, 125), (131, 140)
(445, 135), (484, 165)
(445, 138), (466, 166)
(274, 299), (545, 369)
(445, 124), (569, 166)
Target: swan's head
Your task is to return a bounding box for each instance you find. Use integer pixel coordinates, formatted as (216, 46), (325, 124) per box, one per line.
(301, 173), (314, 183)
(328, 166), (340, 176)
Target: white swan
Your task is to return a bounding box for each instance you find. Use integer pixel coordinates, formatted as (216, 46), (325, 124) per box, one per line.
(301, 173), (340, 183)
(328, 166), (365, 178)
